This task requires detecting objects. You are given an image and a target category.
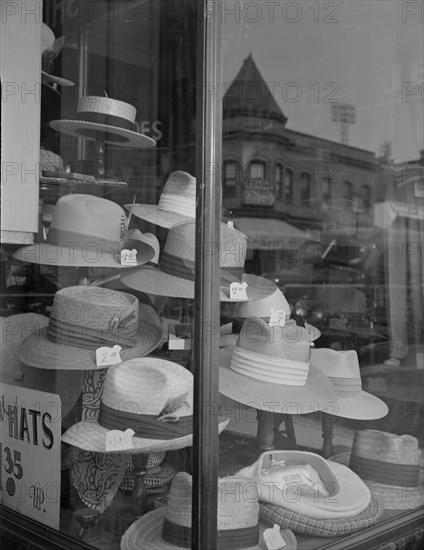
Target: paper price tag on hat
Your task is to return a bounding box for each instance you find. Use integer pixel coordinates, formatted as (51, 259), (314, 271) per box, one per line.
(263, 525), (287, 549)
(269, 308), (286, 327)
(96, 345), (122, 367)
(230, 281), (248, 301)
(121, 248), (138, 266)
(105, 428), (135, 452)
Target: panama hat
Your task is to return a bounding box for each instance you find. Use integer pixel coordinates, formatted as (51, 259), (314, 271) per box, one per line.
(310, 348), (388, 420)
(259, 496), (383, 537)
(126, 171), (196, 229)
(50, 95), (156, 148)
(237, 450), (371, 520)
(121, 472), (298, 550)
(62, 358), (230, 454)
(219, 318), (338, 414)
(41, 23), (75, 91)
(121, 220), (277, 302)
(19, 287), (163, 370)
(13, 194), (157, 268)
(330, 430), (424, 510)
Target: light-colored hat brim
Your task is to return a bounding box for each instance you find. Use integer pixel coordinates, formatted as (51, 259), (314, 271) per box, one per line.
(219, 348), (339, 414)
(121, 271), (277, 303)
(42, 71), (75, 87)
(125, 204), (193, 229)
(19, 319), (163, 370)
(120, 508), (297, 550)
(329, 453), (424, 510)
(50, 119), (156, 149)
(13, 241), (155, 268)
(61, 418), (230, 454)
(329, 392), (388, 420)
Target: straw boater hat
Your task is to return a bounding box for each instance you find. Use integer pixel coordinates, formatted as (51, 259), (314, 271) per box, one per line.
(121, 220), (277, 302)
(310, 348), (388, 420)
(13, 194), (157, 268)
(219, 317), (338, 414)
(330, 430), (424, 510)
(50, 95), (156, 148)
(41, 23), (75, 91)
(121, 472), (298, 550)
(19, 286), (163, 370)
(62, 358), (230, 454)
(237, 450), (371, 520)
(126, 171), (196, 229)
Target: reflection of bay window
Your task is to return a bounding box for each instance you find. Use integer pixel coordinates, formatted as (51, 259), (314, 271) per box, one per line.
(275, 163), (283, 199)
(284, 168), (294, 203)
(343, 180), (353, 201)
(248, 160), (266, 180)
(322, 176), (332, 203)
(223, 160), (237, 198)
(300, 172), (311, 205)
(362, 184), (371, 209)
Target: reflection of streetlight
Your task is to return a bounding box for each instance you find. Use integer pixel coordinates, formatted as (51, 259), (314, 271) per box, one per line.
(331, 103), (356, 145)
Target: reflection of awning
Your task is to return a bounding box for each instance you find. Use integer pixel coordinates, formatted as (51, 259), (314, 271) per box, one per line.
(234, 217), (309, 250)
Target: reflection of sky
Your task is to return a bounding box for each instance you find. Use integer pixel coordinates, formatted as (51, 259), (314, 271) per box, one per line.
(222, 0), (423, 162)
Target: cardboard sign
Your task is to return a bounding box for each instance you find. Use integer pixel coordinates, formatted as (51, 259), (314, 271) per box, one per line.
(0, 385), (61, 529)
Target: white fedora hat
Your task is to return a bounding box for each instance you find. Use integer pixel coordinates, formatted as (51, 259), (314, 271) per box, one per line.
(219, 317), (338, 414)
(310, 348), (388, 420)
(126, 171), (196, 229)
(121, 220), (277, 302)
(50, 95), (156, 148)
(13, 194), (157, 268)
(62, 358), (229, 454)
(121, 472), (298, 550)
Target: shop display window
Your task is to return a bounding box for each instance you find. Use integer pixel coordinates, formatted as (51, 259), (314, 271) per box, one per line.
(1, 1), (423, 549)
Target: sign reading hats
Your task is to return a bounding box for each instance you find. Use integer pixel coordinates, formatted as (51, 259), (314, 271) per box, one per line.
(19, 287), (163, 370)
(50, 96), (156, 148)
(220, 318), (339, 414)
(310, 348), (389, 420)
(330, 430), (424, 510)
(13, 194), (157, 268)
(126, 171), (196, 229)
(121, 472), (298, 550)
(61, 358), (229, 453)
(121, 220), (277, 302)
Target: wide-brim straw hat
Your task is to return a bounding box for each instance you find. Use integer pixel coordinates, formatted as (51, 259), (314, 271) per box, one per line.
(120, 472), (298, 550)
(219, 318), (339, 414)
(310, 348), (388, 420)
(259, 496), (383, 538)
(50, 95), (156, 149)
(62, 358), (229, 454)
(330, 430), (424, 510)
(19, 288), (163, 371)
(13, 194), (157, 268)
(126, 171), (196, 229)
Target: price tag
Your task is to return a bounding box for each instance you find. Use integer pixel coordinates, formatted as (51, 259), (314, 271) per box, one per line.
(105, 429), (135, 452)
(269, 308), (286, 327)
(120, 248), (138, 266)
(230, 281), (248, 301)
(96, 345), (122, 367)
(414, 181), (424, 198)
(263, 524), (287, 550)
(227, 220), (234, 229)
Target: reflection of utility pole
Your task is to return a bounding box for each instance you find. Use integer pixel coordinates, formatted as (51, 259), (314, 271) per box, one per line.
(331, 103), (356, 145)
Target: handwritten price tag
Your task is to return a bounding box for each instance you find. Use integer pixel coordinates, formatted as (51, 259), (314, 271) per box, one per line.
(105, 429), (135, 452)
(227, 220), (234, 229)
(263, 524), (287, 550)
(230, 281), (248, 301)
(269, 308), (286, 327)
(96, 345), (122, 367)
(120, 248), (138, 266)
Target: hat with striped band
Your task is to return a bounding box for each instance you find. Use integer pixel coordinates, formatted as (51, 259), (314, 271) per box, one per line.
(125, 171), (196, 229)
(13, 194), (157, 268)
(330, 430), (424, 510)
(121, 472), (298, 550)
(62, 358), (229, 454)
(219, 318), (338, 414)
(19, 287), (163, 370)
(310, 348), (388, 420)
(121, 220), (277, 302)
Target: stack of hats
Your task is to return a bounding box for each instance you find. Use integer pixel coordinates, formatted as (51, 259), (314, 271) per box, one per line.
(237, 450), (384, 538)
(121, 472), (298, 549)
(331, 430), (424, 510)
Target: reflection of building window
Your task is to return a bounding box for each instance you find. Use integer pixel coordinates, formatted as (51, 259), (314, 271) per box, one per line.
(223, 161), (238, 198)
(300, 172), (311, 205)
(322, 176), (332, 203)
(275, 163), (283, 199)
(284, 168), (294, 203)
(343, 180), (352, 201)
(362, 184), (371, 209)
(248, 161), (266, 180)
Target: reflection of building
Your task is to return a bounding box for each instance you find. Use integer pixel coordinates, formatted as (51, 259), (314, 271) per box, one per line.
(222, 54), (377, 236)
